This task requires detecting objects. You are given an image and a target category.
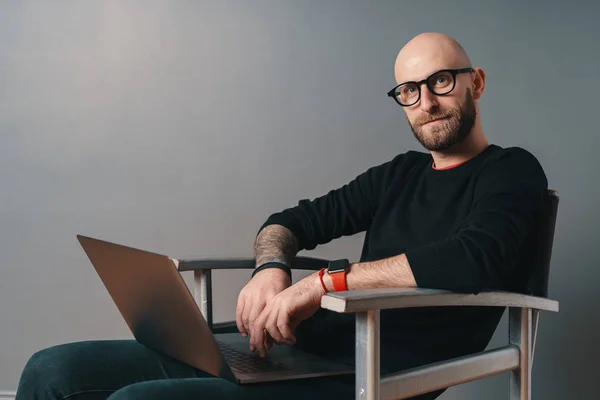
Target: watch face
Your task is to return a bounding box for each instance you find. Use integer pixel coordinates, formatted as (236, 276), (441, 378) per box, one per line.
(328, 260), (348, 273)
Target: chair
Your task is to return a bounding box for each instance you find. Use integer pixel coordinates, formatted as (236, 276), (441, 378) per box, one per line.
(177, 189), (559, 400)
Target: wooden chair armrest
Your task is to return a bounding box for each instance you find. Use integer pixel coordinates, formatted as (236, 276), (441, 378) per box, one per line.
(320, 287), (559, 313)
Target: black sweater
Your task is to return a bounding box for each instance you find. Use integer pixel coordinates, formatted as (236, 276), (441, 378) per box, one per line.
(259, 144), (548, 373)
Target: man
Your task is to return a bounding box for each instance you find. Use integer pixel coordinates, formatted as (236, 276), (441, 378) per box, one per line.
(236, 30), (547, 394)
(16, 32), (547, 400)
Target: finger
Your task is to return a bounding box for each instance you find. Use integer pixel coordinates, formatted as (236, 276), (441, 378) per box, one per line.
(266, 310), (294, 347)
(264, 307), (284, 345)
(256, 318), (271, 357)
(263, 330), (274, 352)
(244, 298), (264, 338)
(249, 303), (268, 353)
(277, 309), (296, 345)
(252, 308), (271, 357)
(235, 296), (247, 337)
(247, 299), (265, 334)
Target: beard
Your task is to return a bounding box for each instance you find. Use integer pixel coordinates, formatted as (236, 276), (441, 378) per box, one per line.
(408, 89), (477, 152)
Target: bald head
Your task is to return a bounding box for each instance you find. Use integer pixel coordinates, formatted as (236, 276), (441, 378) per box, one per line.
(394, 32), (471, 83)
(389, 33), (486, 153)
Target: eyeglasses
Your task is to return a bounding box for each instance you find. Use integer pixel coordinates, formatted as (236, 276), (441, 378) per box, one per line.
(387, 67), (474, 107)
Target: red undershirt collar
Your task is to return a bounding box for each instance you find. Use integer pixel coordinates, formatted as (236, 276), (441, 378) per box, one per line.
(432, 159), (468, 170)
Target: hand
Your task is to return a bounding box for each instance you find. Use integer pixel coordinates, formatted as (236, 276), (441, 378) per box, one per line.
(236, 268), (291, 341)
(249, 271), (325, 358)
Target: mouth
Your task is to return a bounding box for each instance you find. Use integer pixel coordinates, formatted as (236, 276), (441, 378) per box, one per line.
(422, 117), (449, 126)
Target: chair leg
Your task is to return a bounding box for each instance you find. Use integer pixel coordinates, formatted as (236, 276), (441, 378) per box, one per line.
(531, 309), (539, 365)
(356, 310), (380, 400)
(509, 307), (532, 400)
(194, 269), (213, 329)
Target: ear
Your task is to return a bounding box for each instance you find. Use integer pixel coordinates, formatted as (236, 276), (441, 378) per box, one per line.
(471, 67), (486, 100)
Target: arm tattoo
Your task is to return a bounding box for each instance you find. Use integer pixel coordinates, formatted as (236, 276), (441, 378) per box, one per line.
(253, 224), (299, 268)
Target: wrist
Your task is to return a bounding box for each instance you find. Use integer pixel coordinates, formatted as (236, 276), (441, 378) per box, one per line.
(253, 267), (292, 285)
(323, 270), (334, 292)
(316, 268), (333, 294)
(318, 263), (353, 293)
(315, 269), (331, 295)
(252, 262), (292, 280)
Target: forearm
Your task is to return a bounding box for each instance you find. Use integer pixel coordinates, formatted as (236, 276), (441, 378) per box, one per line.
(321, 253), (417, 292)
(253, 224), (299, 268)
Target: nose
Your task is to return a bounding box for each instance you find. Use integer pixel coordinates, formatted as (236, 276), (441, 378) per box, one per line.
(419, 83), (439, 113)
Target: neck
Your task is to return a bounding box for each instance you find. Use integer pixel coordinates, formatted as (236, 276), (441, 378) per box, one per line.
(430, 126), (488, 169)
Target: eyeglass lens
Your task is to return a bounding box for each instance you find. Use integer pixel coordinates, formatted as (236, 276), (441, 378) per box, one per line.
(394, 70), (455, 106)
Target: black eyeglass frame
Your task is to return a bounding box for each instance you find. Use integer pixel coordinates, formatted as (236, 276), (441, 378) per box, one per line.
(387, 67), (474, 107)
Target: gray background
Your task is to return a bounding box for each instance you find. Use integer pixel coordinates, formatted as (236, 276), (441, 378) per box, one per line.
(1, 1), (598, 398)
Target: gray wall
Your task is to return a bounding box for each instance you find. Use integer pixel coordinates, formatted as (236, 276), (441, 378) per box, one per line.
(1, 1), (598, 398)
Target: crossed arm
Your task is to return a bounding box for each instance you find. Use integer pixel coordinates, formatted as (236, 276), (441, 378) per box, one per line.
(236, 224), (416, 358)
(236, 150), (547, 357)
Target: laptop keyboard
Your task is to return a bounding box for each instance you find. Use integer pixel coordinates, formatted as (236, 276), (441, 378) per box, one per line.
(217, 342), (292, 373)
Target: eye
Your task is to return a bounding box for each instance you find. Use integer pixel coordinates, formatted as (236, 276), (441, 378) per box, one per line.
(430, 71), (453, 88)
(401, 84), (418, 95)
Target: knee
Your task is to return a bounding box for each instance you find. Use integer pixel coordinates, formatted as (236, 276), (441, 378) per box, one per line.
(107, 378), (240, 400)
(16, 343), (86, 399)
(17, 345), (62, 399)
(107, 382), (157, 400)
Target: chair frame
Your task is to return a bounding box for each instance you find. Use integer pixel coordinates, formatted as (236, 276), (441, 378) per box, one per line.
(176, 190), (559, 400)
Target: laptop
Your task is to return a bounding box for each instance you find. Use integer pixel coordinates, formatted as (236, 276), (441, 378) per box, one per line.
(76, 235), (354, 384)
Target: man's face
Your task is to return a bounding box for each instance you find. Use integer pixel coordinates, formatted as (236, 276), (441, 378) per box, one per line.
(404, 76), (477, 152)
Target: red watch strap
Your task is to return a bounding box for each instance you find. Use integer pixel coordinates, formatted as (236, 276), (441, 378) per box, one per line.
(318, 268), (329, 293)
(330, 270), (348, 292)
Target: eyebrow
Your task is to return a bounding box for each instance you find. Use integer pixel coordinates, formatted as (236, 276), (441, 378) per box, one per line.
(397, 69), (441, 85)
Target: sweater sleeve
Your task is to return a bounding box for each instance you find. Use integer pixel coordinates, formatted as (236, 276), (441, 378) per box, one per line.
(405, 149), (548, 293)
(257, 157), (398, 251)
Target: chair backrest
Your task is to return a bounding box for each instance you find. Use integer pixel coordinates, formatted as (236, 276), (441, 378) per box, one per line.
(521, 189), (560, 298)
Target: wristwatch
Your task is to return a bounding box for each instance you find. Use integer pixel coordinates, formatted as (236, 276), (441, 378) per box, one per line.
(327, 258), (349, 292)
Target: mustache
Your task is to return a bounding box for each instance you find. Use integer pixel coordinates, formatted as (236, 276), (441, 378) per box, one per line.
(414, 109), (457, 126)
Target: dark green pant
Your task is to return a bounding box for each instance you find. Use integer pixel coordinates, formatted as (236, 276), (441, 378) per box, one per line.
(15, 339), (444, 399)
